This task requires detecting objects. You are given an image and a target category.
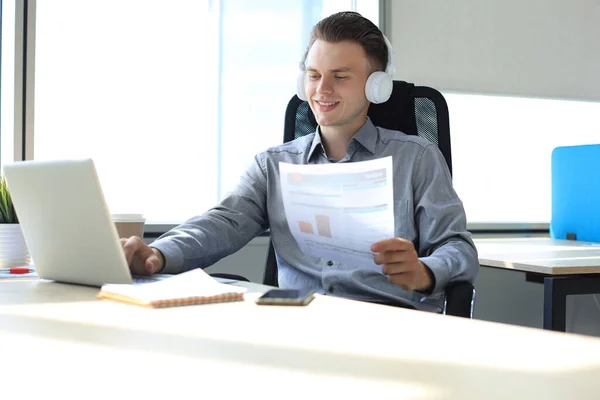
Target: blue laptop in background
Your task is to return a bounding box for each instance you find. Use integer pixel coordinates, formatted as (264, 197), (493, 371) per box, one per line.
(551, 144), (600, 242)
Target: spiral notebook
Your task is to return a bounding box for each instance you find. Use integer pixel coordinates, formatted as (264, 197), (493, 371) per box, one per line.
(98, 268), (246, 307)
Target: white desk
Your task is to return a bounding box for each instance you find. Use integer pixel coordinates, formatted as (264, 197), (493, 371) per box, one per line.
(475, 237), (600, 331)
(2, 279), (600, 399)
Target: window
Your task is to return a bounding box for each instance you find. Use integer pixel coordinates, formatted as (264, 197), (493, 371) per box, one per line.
(31, 0), (379, 224)
(12, 1), (600, 230)
(447, 92), (600, 225)
(1, 0), (17, 169)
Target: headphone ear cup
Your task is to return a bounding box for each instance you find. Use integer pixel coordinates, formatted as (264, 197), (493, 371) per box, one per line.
(365, 71), (393, 104)
(296, 72), (307, 101)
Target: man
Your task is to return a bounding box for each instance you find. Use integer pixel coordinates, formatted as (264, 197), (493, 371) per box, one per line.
(122, 11), (478, 312)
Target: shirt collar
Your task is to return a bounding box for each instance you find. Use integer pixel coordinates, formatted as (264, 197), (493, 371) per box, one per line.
(307, 117), (378, 160)
(307, 129), (325, 161)
(352, 117), (378, 155)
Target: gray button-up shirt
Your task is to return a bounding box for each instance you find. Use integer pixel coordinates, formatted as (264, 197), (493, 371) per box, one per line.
(152, 118), (478, 312)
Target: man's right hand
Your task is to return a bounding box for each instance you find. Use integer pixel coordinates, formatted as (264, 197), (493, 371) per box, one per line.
(120, 236), (165, 276)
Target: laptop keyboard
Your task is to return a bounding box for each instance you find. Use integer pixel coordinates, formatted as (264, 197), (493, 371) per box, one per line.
(131, 275), (238, 285)
(132, 276), (161, 285)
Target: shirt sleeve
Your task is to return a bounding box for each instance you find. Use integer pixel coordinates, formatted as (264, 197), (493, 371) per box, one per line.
(412, 144), (479, 297)
(150, 153), (269, 275)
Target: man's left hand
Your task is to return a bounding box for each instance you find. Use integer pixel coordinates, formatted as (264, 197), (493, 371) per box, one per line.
(371, 238), (434, 292)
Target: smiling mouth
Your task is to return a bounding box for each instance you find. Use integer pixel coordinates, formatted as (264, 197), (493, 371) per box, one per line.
(315, 100), (339, 107)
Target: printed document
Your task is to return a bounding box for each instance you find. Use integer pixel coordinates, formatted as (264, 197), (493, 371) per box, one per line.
(279, 157), (394, 273)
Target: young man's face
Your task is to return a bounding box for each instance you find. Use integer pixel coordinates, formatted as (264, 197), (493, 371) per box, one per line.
(304, 39), (371, 134)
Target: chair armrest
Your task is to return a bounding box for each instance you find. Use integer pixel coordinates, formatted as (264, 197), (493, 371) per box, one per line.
(443, 281), (475, 318)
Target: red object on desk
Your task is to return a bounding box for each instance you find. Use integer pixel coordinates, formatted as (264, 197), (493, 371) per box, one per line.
(0, 267), (34, 274)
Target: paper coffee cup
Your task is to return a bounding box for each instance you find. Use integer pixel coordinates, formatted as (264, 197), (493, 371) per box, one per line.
(111, 214), (146, 239)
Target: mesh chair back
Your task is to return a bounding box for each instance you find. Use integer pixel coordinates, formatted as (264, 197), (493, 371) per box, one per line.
(265, 81), (452, 286)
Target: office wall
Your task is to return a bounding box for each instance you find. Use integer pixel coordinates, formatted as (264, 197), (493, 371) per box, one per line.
(387, 0), (600, 101)
(199, 237), (600, 337)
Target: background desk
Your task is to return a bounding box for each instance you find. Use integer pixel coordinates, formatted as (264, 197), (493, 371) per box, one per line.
(475, 238), (600, 332)
(2, 279), (600, 399)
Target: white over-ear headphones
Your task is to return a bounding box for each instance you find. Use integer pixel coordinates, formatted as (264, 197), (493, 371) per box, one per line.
(296, 34), (395, 104)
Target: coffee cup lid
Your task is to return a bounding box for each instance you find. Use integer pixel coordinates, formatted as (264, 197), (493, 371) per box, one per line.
(111, 213), (146, 222)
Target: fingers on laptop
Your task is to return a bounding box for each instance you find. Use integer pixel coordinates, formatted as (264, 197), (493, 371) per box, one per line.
(145, 255), (161, 275)
(120, 236), (151, 275)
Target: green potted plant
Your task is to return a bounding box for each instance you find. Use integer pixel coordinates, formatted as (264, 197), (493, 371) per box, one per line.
(0, 175), (30, 267)
(0, 175), (18, 224)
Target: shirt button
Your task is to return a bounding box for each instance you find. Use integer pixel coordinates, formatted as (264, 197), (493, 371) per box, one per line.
(327, 260), (333, 266)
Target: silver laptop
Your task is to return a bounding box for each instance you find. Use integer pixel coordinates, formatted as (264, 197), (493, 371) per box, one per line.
(3, 158), (156, 287)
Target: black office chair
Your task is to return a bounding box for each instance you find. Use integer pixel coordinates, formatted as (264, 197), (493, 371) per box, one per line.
(261, 81), (476, 318)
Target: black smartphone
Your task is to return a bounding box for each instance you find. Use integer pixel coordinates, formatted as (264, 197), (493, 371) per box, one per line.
(255, 288), (315, 306)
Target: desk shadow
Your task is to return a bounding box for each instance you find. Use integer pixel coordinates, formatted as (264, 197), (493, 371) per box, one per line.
(1, 312), (599, 399)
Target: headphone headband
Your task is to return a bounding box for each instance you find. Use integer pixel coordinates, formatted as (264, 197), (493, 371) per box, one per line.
(296, 31), (395, 104)
(382, 34), (395, 76)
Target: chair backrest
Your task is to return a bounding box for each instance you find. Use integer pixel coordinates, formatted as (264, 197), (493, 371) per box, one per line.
(264, 80), (453, 287)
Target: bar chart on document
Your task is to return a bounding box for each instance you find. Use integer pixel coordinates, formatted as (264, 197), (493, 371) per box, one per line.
(279, 157), (394, 272)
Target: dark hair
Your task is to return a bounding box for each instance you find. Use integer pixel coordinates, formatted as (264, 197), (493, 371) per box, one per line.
(300, 11), (388, 72)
